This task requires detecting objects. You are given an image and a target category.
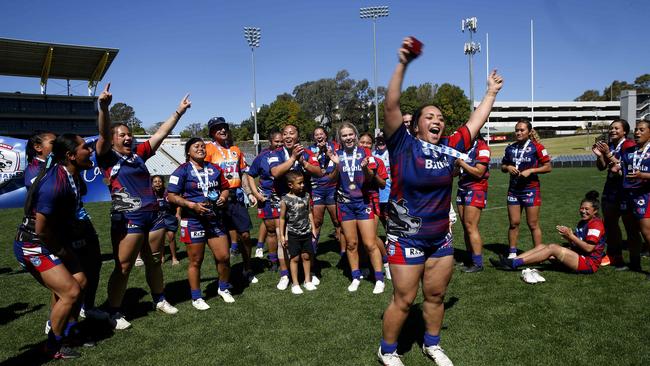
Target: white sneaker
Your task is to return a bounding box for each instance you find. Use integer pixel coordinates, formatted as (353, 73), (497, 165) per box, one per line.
(155, 299), (179, 315)
(84, 308), (110, 321)
(507, 252), (517, 260)
(79, 307), (86, 319)
(520, 268), (538, 284)
(134, 257), (144, 267)
(255, 247), (264, 258)
(384, 263), (392, 281)
(277, 275), (290, 290)
(110, 313), (132, 330)
(530, 269), (546, 283)
(44, 320), (51, 335)
(291, 285), (304, 295)
(244, 270), (259, 284)
(422, 344), (454, 366)
(192, 298), (211, 310)
(310, 275), (320, 286)
(373, 280), (385, 294)
(377, 347), (404, 366)
(303, 282), (317, 291)
(217, 288), (236, 303)
(348, 278), (361, 292)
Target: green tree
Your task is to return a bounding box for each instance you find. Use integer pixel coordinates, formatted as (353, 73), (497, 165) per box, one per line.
(634, 74), (650, 93)
(574, 90), (602, 101)
(109, 102), (145, 134)
(145, 121), (165, 135)
(399, 83), (438, 115)
(180, 122), (207, 138)
(432, 83), (471, 130)
(265, 95), (315, 140)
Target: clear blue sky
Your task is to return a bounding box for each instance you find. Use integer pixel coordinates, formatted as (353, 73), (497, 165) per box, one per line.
(2, 0), (648, 132)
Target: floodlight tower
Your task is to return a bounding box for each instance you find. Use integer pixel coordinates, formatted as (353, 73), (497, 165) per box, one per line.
(360, 6), (389, 137)
(462, 17), (480, 111)
(244, 27), (261, 154)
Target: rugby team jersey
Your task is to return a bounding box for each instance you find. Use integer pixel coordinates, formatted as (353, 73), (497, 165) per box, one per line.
(501, 139), (550, 190)
(573, 217), (606, 264)
(268, 147), (318, 197)
(335, 146), (377, 204)
(204, 142), (248, 189)
(603, 139), (635, 195)
(155, 190), (177, 216)
(365, 155), (389, 201)
(458, 139), (491, 191)
(374, 148), (391, 203)
(97, 141), (157, 213)
(308, 142), (338, 191)
(247, 148), (276, 198)
(386, 124), (471, 240)
(619, 143), (650, 191)
(24, 158), (46, 189)
(167, 162), (230, 217)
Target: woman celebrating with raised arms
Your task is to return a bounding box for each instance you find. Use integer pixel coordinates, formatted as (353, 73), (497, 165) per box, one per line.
(378, 37), (503, 366)
(96, 83), (191, 329)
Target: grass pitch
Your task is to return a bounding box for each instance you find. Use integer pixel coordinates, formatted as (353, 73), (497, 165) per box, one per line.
(0, 167), (649, 365)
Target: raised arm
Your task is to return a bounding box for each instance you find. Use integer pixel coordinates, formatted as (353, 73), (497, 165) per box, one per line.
(384, 37), (419, 139)
(148, 94), (192, 151)
(96, 83), (113, 157)
(465, 70), (504, 140)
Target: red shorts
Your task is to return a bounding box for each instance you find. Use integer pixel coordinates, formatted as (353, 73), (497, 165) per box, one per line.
(456, 189), (487, 209)
(576, 255), (598, 274)
(371, 197), (381, 217)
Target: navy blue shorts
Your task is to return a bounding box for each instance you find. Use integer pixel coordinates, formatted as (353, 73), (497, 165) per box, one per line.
(224, 199), (253, 233)
(337, 201), (374, 222)
(312, 187), (336, 206)
(179, 216), (226, 244)
(111, 210), (165, 235)
(386, 233), (454, 265)
(163, 214), (179, 232)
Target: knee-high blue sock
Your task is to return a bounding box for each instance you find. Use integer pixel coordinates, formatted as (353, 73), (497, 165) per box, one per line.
(423, 332), (440, 347)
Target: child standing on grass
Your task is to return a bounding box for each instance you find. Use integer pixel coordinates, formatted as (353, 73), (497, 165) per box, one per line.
(279, 171), (318, 295)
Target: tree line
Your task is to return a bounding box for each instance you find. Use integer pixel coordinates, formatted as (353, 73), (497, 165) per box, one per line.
(575, 74), (650, 101)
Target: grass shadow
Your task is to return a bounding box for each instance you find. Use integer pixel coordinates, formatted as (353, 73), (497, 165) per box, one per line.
(483, 243), (510, 256)
(0, 302), (45, 326)
(0, 340), (50, 366)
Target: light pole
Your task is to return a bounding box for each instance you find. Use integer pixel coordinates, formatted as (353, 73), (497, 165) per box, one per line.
(244, 26), (261, 154)
(462, 17), (480, 111)
(360, 5), (389, 137)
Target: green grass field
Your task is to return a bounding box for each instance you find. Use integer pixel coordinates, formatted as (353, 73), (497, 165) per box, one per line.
(1, 168), (649, 366)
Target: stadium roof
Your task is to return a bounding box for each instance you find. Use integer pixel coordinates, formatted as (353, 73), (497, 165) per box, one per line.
(0, 38), (118, 90)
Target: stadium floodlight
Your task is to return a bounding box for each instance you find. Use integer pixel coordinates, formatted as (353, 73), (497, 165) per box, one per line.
(360, 6), (389, 137)
(243, 27), (261, 153)
(461, 17), (480, 111)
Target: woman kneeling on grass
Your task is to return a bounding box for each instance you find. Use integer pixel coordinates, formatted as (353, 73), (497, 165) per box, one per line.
(167, 138), (234, 308)
(490, 191), (606, 281)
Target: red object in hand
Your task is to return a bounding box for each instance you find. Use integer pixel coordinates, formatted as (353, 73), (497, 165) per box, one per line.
(406, 36), (423, 56)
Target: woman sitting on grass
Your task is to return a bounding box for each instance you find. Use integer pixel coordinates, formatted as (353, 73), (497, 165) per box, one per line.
(490, 191), (606, 274)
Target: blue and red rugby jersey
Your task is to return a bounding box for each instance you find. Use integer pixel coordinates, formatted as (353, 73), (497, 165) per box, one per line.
(501, 139), (550, 190)
(167, 162), (230, 217)
(385, 124), (471, 240)
(335, 146), (377, 204)
(24, 158), (45, 189)
(365, 155), (389, 202)
(308, 142), (338, 191)
(619, 143), (650, 191)
(155, 190), (177, 216)
(603, 139), (635, 196)
(248, 148), (277, 199)
(268, 147), (318, 197)
(97, 141), (158, 213)
(573, 217), (606, 265)
(458, 139), (491, 192)
(30, 165), (80, 241)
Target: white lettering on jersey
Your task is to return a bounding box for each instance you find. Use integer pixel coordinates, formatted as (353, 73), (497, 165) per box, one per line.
(405, 248), (424, 258)
(587, 229), (601, 237)
(425, 159), (450, 170)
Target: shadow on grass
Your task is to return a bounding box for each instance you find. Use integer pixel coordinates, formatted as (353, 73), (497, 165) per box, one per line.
(0, 267), (12, 275)
(483, 243), (510, 256)
(394, 297), (459, 355)
(0, 340), (50, 366)
(0, 302), (44, 326)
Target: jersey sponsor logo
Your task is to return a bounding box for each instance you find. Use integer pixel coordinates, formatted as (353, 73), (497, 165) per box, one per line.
(127, 223), (139, 229)
(268, 156), (279, 163)
(190, 230), (205, 239)
(507, 195), (518, 202)
(30, 256), (42, 267)
(387, 199), (422, 236)
(365, 207), (372, 214)
(637, 199), (646, 206)
(479, 149), (490, 157)
(169, 175), (179, 185)
(405, 247), (424, 258)
(541, 149), (548, 156)
(587, 229), (601, 237)
(425, 159), (450, 170)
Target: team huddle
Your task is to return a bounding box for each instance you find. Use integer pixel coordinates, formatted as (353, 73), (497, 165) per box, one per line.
(12, 37), (650, 365)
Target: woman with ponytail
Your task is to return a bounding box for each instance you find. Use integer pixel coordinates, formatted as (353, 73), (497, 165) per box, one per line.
(14, 134), (94, 359)
(24, 131), (56, 188)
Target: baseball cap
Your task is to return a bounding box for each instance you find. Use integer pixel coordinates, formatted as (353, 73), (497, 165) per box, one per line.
(207, 117), (228, 133)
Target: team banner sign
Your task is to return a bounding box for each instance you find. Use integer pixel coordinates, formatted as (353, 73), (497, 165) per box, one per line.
(0, 135), (111, 209)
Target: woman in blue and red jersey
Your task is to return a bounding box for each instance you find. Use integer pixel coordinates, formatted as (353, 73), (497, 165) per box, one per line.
(247, 131), (292, 289)
(609, 119), (650, 273)
(377, 37), (503, 365)
(593, 119), (636, 269)
(329, 122), (385, 294)
(501, 120), (552, 258)
(25, 131), (56, 188)
(455, 135), (491, 273)
(359, 132), (390, 278)
(152, 175), (180, 265)
(15, 134), (94, 359)
(95, 84), (190, 329)
(491, 191), (606, 274)
(167, 137), (232, 309)
(308, 127), (342, 256)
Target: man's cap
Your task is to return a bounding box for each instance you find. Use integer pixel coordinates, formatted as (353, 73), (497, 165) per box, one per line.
(207, 117), (228, 132)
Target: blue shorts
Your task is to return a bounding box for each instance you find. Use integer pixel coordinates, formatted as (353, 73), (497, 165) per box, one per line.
(163, 214), (179, 232)
(224, 198), (253, 233)
(507, 187), (541, 207)
(257, 195), (280, 220)
(621, 191), (650, 220)
(180, 216), (226, 244)
(386, 233), (454, 265)
(337, 201), (374, 222)
(111, 210), (166, 235)
(456, 189), (487, 208)
(312, 187), (336, 206)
